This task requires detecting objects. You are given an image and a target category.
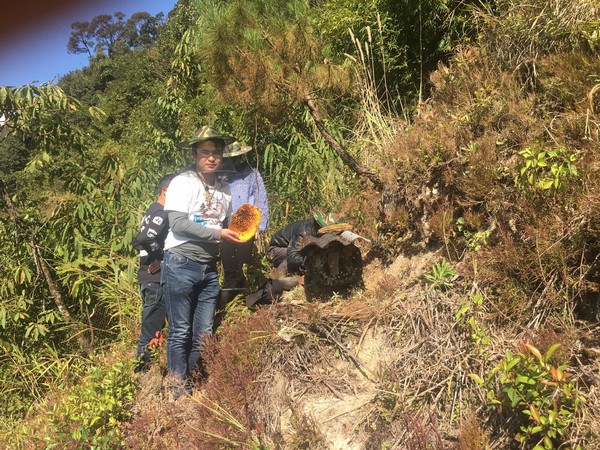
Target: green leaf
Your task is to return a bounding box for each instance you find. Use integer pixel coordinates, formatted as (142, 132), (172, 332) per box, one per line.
(516, 375), (536, 385)
(545, 343), (561, 361)
(505, 356), (521, 371)
(467, 373), (484, 385)
(506, 387), (520, 406)
(455, 303), (470, 320)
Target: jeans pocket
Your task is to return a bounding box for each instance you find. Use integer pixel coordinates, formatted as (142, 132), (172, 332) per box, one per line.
(165, 252), (188, 270)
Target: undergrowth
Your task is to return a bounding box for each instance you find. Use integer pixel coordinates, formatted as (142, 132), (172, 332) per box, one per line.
(124, 308), (276, 449)
(4, 349), (136, 449)
(4, 1), (600, 449)
(124, 1), (600, 447)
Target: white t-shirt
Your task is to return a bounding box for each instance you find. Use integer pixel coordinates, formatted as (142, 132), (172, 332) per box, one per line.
(163, 170), (232, 251)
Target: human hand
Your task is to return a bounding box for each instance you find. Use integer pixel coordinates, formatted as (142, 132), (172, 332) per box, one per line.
(148, 260), (162, 274)
(221, 228), (243, 243)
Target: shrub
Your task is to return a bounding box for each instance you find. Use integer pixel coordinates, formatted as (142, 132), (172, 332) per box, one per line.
(45, 360), (136, 448)
(471, 342), (584, 449)
(424, 259), (457, 291)
(515, 145), (579, 192)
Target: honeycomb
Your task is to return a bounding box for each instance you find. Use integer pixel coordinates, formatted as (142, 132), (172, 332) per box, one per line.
(229, 203), (262, 242)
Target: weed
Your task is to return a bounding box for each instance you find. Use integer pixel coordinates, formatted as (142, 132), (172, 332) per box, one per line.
(470, 342), (584, 449)
(456, 217), (490, 251)
(246, 250), (272, 291)
(377, 383), (401, 424)
(515, 146), (579, 192)
(396, 409), (446, 449)
(424, 259), (457, 291)
(456, 293), (491, 356)
(459, 411), (490, 450)
(126, 309), (276, 449)
(46, 360), (136, 447)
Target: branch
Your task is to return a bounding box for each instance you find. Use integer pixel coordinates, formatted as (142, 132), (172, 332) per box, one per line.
(303, 92), (384, 191)
(0, 179), (92, 353)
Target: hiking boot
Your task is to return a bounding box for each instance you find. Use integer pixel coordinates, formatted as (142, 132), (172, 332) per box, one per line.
(218, 288), (246, 308)
(276, 276), (299, 290)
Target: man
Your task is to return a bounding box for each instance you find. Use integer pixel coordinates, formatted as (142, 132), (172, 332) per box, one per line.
(244, 211), (345, 307)
(132, 173), (176, 373)
(267, 211), (345, 275)
(161, 126), (243, 398)
(220, 141), (270, 305)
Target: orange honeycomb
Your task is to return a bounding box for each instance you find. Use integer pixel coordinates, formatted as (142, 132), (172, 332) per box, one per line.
(229, 203), (262, 242)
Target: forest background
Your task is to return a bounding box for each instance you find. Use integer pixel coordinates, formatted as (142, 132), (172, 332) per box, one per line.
(1, 0), (600, 448)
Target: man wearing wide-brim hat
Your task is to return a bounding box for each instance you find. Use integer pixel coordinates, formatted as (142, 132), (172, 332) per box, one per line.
(243, 210), (347, 308)
(162, 126), (243, 399)
(218, 140), (270, 311)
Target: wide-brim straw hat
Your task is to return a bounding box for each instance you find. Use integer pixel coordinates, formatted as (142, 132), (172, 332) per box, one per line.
(178, 126), (236, 148)
(224, 141), (253, 157)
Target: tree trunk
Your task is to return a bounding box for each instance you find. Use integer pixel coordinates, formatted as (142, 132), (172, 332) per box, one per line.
(303, 92), (384, 192)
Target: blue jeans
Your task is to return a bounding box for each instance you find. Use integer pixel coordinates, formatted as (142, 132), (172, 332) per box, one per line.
(161, 251), (220, 383)
(135, 282), (167, 371)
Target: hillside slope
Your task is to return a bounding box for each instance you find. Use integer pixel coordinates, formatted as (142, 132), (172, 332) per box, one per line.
(5, 1), (600, 448)
(125, 245), (600, 449)
(125, 3), (600, 446)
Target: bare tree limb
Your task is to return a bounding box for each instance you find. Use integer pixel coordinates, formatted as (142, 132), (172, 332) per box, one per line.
(1, 180), (92, 353)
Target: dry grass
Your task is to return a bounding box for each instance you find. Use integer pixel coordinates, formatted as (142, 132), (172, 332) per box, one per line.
(125, 309), (276, 449)
(245, 262), (490, 447)
(121, 247), (600, 449)
(471, 0), (600, 69)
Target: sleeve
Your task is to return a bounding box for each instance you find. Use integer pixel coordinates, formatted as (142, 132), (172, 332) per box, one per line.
(254, 171), (270, 232)
(132, 207), (169, 261)
(163, 175), (190, 213)
(168, 211), (222, 241)
(286, 231), (307, 273)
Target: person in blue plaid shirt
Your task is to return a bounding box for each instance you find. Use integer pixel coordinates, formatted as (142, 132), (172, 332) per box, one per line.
(220, 141), (269, 305)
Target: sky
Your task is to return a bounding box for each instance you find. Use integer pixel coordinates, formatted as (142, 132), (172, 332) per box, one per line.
(0, 0), (178, 87)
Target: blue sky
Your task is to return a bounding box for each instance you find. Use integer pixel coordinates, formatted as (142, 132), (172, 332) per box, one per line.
(0, 0), (178, 87)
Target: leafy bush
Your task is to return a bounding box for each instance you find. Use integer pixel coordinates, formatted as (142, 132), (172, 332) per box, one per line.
(471, 342), (584, 449)
(515, 146), (579, 191)
(45, 360), (136, 448)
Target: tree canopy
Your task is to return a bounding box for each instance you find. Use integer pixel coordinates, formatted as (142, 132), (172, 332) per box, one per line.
(67, 11), (165, 57)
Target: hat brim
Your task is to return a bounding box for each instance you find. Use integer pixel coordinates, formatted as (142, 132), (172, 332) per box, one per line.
(317, 223), (352, 234)
(178, 134), (236, 149)
(224, 145), (253, 157)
